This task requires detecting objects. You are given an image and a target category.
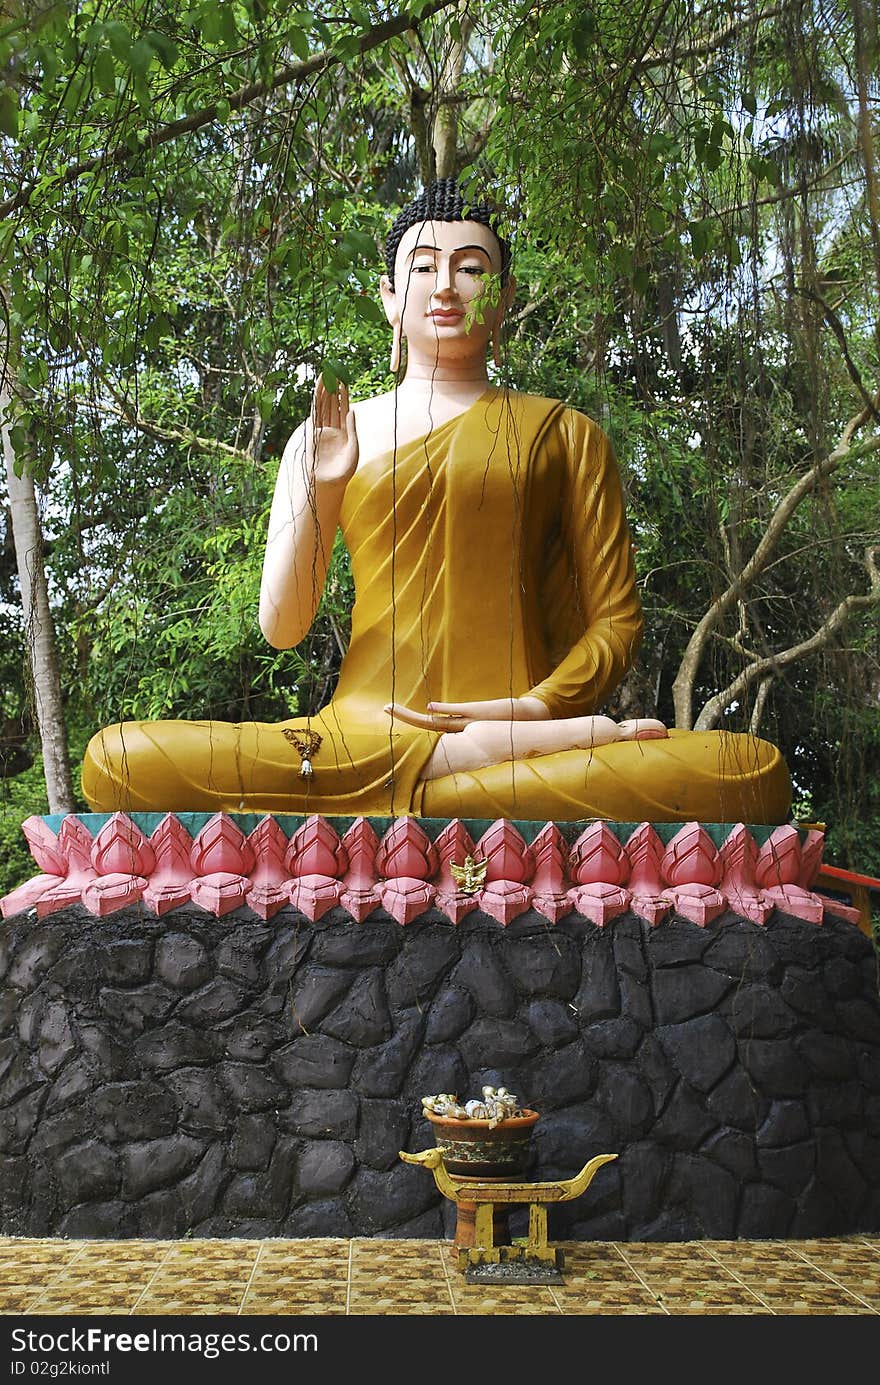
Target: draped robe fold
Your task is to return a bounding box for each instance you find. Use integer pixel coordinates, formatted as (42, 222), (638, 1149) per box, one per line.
(82, 389), (791, 823)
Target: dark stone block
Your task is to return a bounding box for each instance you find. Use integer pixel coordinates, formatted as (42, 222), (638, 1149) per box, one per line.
(636, 1033), (677, 1111)
(310, 921), (400, 967)
(154, 933), (211, 989)
(523, 998), (579, 1048)
(283, 1197), (356, 1237)
(781, 966), (835, 1028)
(757, 1138), (815, 1194)
(347, 1162), (447, 1233)
(795, 1030), (856, 1080)
(57, 1200), (137, 1238)
(408, 1044), (469, 1102)
(351, 1011), (424, 1098)
(45, 1058), (98, 1113)
(56, 1140), (120, 1203)
(647, 918), (712, 967)
(177, 978), (251, 1025)
(807, 1080), (864, 1126)
(261, 924), (313, 981)
(100, 940), (154, 987)
(215, 927), (271, 984)
(532, 1103), (619, 1168)
(218, 1061), (284, 1112)
(620, 1140), (671, 1222)
(132, 1187), (188, 1238)
(386, 1206), (446, 1239)
(0, 1088), (44, 1155)
(30, 1106), (93, 1157)
(222, 1136), (296, 1219)
(867, 1094), (880, 1137)
(595, 1062), (654, 1135)
(656, 1014), (736, 1092)
(652, 965), (732, 1025)
(846, 1131), (880, 1187)
(815, 1128), (868, 1220)
(457, 1017), (538, 1071)
(791, 1175), (843, 1238)
(618, 969), (653, 1029)
(384, 926), (459, 1008)
(230, 1114), (277, 1171)
(289, 966), (353, 1031)
(0, 986), (19, 1034)
(448, 940), (516, 1016)
(572, 934), (619, 1020)
(704, 921), (781, 981)
(294, 1140), (355, 1196)
(520, 1041), (597, 1110)
(321, 970), (392, 1047)
(425, 985), (476, 1043)
(612, 920), (648, 980)
(99, 984), (176, 1032)
(724, 983), (799, 1038)
(178, 1145), (228, 1225)
(706, 1067), (769, 1131)
(7, 926), (72, 989)
(767, 916), (838, 967)
(737, 1182), (795, 1238)
(823, 956), (863, 1000)
(581, 1015), (642, 1058)
(701, 1127), (757, 1180)
(633, 1206), (703, 1241)
(666, 1152), (738, 1238)
(221, 1018), (286, 1062)
(122, 1134), (206, 1198)
(740, 1038), (809, 1097)
(504, 933), (580, 998)
(92, 1081), (179, 1140)
(653, 1081), (718, 1149)
(273, 1034), (357, 1090)
(281, 1088), (359, 1140)
(15, 994), (43, 1047)
(757, 1099), (810, 1147)
(0, 1051), (46, 1107)
(164, 1067), (228, 1136)
(132, 1022), (221, 1072)
(355, 1098), (410, 1170)
(833, 998), (880, 1044)
(78, 1025), (127, 1078)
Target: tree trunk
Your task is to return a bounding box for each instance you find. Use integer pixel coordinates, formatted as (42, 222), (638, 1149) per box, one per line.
(1, 373), (76, 812)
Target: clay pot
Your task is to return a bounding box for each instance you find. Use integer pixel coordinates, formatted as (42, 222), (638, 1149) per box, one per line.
(425, 1108), (540, 1179)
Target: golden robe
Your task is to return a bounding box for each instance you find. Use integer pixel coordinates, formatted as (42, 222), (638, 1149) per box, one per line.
(82, 390), (791, 822)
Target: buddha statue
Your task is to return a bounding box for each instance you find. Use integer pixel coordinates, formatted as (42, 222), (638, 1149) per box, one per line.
(82, 179), (791, 824)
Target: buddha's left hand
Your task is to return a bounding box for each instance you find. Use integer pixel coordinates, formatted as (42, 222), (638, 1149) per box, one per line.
(384, 696), (550, 732)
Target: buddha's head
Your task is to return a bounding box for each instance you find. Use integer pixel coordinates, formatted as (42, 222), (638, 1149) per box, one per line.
(380, 178), (516, 372)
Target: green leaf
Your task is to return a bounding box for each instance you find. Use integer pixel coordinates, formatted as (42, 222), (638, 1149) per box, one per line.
(742, 91), (757, 116)
(320, 365), (338, 392)
(104, 21), (131, 63)
(93, 47), (117, 95)
(0, 87), (18, 137)
(352, 294), (385, 325)
(288, 28), (310, 60)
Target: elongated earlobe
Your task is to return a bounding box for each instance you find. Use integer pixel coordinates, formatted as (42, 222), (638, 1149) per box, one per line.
(390, 320), (402, 373)
(492, 322), (502, 367)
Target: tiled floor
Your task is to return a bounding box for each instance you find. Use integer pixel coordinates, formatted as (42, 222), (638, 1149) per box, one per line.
(0, 1235), (878, 1315)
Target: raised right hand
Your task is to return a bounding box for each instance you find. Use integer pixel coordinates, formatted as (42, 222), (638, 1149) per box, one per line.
(304, 377), (359, 487)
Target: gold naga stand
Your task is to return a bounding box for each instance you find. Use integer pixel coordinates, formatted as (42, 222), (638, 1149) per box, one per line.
(399, 1147), (618, 1283)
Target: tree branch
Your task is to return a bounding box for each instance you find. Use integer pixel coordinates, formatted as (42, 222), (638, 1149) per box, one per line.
(672, 404), (880, 727)
(0, 0), (462, 221)
(695, 546), (880, 730)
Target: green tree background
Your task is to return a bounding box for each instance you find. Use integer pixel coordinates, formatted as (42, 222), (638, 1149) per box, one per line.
(1, 0), (879, 897)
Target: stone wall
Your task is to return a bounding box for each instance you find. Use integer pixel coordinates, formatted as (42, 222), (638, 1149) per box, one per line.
(1, 902), (879, 1241)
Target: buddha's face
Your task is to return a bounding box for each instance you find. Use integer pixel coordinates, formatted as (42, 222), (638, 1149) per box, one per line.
(380, 218), (509, 363)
